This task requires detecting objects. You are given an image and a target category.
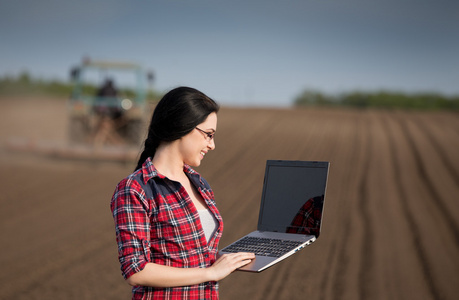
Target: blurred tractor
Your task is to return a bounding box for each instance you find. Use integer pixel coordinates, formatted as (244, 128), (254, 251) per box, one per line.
(68, 58), (154, 148)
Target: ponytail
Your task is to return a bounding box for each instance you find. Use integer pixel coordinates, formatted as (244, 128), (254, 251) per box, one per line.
(134, 136), (160, 171)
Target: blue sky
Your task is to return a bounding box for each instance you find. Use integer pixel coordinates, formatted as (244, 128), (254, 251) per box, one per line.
(1, 0), (458, 106)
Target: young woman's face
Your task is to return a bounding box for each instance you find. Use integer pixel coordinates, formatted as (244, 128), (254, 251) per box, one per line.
(178, 112), (217, 167)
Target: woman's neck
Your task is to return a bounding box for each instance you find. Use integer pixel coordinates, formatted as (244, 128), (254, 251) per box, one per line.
(152, 141), (185, 180)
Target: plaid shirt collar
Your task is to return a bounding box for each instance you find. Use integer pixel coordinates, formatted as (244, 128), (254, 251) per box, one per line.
(141, 157), (204, 185)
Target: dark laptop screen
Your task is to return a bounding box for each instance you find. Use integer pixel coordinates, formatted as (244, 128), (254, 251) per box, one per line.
(257, 160), (329, 237)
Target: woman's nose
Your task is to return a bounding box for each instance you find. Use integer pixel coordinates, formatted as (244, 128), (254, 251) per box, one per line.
(208, 138), (216, 150)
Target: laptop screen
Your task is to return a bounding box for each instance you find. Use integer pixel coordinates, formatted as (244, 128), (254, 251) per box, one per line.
(257, 160), (329, 237)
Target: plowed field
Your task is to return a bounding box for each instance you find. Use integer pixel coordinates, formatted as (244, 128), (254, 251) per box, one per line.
(1, 97), (458, 300)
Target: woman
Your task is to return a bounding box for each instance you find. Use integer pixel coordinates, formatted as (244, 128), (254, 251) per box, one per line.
(110, 86), (254, 299)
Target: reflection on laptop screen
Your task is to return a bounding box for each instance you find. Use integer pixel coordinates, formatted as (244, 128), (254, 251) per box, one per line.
(257, 162), (328, 237)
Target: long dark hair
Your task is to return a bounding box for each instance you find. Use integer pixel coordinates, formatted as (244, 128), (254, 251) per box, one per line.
(134, 86), (219, 171)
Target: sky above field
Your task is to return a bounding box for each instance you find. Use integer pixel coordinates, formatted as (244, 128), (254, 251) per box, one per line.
(1, 0), (458, 106)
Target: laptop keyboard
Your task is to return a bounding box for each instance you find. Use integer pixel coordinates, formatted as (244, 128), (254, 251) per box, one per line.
(221, 236), (304, 258)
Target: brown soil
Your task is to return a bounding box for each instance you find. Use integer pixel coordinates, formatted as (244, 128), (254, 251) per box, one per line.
(1, 97), (458, 300)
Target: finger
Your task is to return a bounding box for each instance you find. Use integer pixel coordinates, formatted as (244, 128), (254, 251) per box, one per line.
(240, 258), (254, 266)
(236, 252), (256, 259)
(217, 252), (255, 269)
(235, 253), (255, 263)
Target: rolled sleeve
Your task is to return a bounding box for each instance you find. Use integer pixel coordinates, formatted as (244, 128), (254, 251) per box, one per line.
(111, 178), (152, 279)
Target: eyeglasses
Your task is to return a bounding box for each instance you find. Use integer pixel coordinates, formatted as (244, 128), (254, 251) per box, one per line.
(195, 127), (215, 141)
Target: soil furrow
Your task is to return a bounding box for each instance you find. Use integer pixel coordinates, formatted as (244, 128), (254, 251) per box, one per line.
(411, 114), (459, 188)
(327, 111), (365, 300)
(396, 114), (459, 247)
(315, 112), (358, 300)
(357, 113), (375, 300)
(1, 233), (114, 299)
(256, 264), (291, 300)
(383, 114), (441, 300)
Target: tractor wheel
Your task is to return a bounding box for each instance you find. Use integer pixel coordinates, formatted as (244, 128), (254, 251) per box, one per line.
(69, 116), (91, 144)
(124, 119), (145, 145)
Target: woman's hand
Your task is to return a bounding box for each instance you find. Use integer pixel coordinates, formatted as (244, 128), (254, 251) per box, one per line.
(207, 252), (255, 281)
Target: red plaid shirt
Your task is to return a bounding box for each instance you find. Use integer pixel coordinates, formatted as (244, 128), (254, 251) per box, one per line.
(110, 158), (223, 299)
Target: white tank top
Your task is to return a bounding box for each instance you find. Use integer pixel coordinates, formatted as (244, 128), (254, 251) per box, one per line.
(198, 209), (218, 242)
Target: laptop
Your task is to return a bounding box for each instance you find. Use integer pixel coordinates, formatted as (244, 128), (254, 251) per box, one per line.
(218, 160), (329, 272)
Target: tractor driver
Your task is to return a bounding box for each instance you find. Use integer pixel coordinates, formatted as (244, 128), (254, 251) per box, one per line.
(93, 78), (124, 146)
